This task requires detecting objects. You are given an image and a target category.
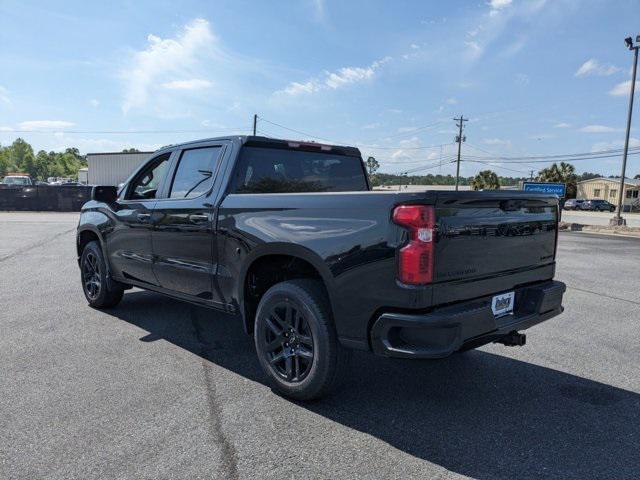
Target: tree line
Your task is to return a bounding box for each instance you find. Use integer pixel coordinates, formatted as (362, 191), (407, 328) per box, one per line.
(0, 138), (87, 180)
(365, 156), (635, 198)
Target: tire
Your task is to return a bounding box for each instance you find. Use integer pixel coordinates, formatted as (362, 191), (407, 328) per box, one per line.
(80, 241), (124, 308)
(254, 279), (347, 401)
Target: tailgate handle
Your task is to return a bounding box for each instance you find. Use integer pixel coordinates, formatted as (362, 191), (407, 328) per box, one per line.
(500, 199), (525, 211)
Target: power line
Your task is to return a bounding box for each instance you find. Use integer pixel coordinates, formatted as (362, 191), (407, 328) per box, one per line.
(398, 157), (458, 175)
(258, 116), (454, 150)
(462, 159), (532, 175)
(0, 127), (248, 135)
(466, 150), (640, 164)
(378, 119), (450, 140)
(466, 143), (640, 162)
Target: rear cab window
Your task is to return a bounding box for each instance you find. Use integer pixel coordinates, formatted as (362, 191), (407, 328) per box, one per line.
(231, 146), (368, 193)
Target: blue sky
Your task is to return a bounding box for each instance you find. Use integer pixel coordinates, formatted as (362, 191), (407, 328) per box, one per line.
(0, 0), (639, 177)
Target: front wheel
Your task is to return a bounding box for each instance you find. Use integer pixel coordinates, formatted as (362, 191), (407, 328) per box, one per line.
(254, 279), (347, 401)
(80, 241), (124, 308)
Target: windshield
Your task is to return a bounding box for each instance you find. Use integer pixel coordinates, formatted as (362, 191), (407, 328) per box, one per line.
(232, 147), (368, 193)
(3, 177), (30, 185)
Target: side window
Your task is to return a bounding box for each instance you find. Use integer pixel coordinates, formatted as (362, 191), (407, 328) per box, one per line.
(169, 147), (222, 199)
(127, 153), (171, 200)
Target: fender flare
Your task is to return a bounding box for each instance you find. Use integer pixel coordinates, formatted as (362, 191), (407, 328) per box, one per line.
(237, 242), (337, 335)
(76, 225), (106, 258)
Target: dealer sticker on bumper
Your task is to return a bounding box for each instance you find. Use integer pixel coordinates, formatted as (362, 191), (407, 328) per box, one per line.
(491, 291), (515, 317)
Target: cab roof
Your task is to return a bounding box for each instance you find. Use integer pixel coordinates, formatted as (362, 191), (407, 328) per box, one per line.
(155, 135), (362, 158)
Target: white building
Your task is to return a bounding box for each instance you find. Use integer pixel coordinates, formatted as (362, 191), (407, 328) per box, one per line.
(86, 151), (153, 186)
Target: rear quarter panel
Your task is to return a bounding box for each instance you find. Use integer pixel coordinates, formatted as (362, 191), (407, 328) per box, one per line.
(217, 191), (435, 345)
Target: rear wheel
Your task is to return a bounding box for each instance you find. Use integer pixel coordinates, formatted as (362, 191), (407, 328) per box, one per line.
(254, 279), (347, 401)
(81, 241), (124, 308)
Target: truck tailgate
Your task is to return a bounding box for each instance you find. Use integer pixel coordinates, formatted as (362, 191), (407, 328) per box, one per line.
(432, 191), (558, 304)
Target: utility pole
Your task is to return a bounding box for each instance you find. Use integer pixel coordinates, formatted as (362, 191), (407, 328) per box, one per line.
(529, 170), (535, 181)
(252, 114), (258, 136)
(453, 116), (468, 191)
(611, 35), (639, 226)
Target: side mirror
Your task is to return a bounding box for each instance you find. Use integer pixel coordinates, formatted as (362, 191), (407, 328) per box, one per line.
(91, 185), (118, 203)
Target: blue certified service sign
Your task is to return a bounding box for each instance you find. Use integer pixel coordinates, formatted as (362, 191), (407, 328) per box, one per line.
(522, 182), (566, 198)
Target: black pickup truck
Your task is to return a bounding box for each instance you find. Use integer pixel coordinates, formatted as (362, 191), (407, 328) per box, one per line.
(77, 136), (565, 400)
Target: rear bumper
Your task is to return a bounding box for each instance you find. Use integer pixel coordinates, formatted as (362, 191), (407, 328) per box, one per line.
(370, 280), (565, 359)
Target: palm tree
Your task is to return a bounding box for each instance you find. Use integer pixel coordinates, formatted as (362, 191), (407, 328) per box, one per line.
(471, 170), (500, 190)
(537, 162), (577, 198)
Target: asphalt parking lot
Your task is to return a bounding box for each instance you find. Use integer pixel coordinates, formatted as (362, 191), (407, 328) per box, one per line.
(1, 212), (639, 480)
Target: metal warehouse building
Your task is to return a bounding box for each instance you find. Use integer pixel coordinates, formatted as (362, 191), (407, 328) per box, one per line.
(86, 151), (153, 186)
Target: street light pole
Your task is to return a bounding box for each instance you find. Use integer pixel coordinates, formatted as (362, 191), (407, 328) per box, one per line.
(612, 36), (639, 226)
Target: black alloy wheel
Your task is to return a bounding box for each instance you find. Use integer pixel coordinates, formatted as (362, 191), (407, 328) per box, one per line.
(82, 251), (102, 300)
(254, 279), (348, 400)
(260, 301), (314, 382)
(80, 240), (124, 308)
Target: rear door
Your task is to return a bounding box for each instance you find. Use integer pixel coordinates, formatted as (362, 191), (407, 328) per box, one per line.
(151, 143), (227, 302)
(108, 152), (173, 286)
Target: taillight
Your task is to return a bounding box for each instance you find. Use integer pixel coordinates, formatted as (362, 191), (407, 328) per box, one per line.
(392, 205), (435, 285)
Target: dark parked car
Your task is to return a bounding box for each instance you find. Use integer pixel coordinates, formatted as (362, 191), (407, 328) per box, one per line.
(581, 199), (616, 212)
(563, 198), (585, 210)
(77, 136), (566, 400)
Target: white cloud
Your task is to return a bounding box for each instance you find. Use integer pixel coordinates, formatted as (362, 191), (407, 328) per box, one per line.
(325, 66), (375, 89)
(488, 0), (512, 16)
(489, 0), (512, 9)
(483, 138), (511, 146)
(580, 125), (619, 133)
(281, 80), (321, 96)
(18, 120), (75, 130)
(311, 0), (326, 21)
(465, 41), (483, 58)
(591, 138), (640, 152)
(554, 122), (571, 128)
(0, 86), (10, 105)
(410, 43), (420, 50)
(276, 57), (391, 96)
(515, 73), (530, 86)
(162, 78), (213, 90)
(575, 59), (620, 77)
(608, 80), (640, 96)
(446, 97), (458, 105)
(362, 122), (380, 130)
(121, 18), (216, 113)
(89, 99), (100, 107)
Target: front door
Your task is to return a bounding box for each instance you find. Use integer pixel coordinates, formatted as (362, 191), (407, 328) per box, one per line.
(107, 152), (172, 286)
(151, 145), (225, 301)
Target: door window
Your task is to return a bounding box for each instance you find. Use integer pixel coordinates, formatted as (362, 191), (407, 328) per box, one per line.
(168, 147), (222, 199)
(127, 153), (171, 200)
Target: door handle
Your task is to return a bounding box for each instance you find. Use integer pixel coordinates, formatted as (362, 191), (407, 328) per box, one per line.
(189, 214), (209, 223)
(137, 213), (151, 221)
